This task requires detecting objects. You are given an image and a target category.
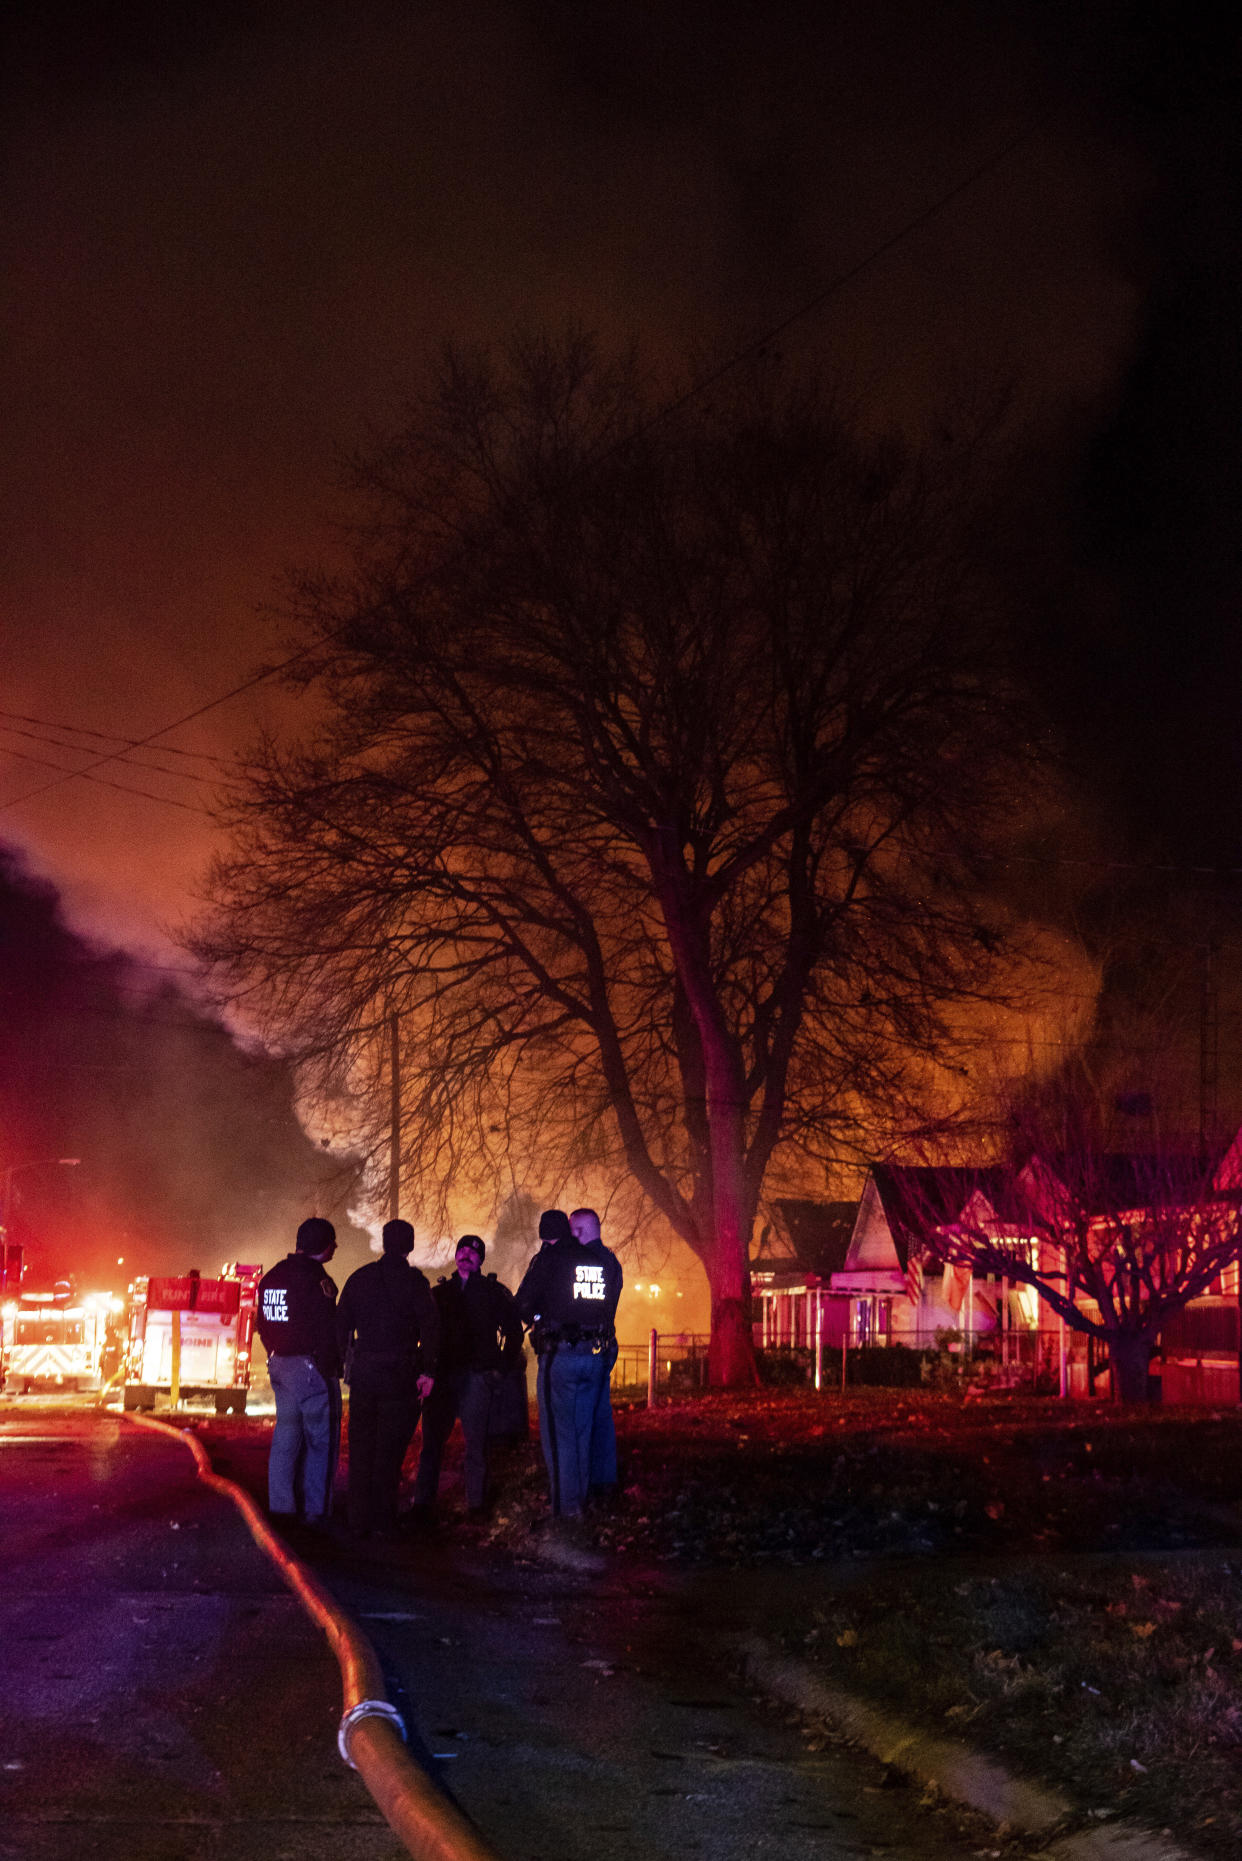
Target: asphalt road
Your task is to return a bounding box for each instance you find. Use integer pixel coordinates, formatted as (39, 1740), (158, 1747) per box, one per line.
(311, 1536), (1006, 1861)
(0, 1403), (404, 1861)
(1, 1401), (1016, 1861)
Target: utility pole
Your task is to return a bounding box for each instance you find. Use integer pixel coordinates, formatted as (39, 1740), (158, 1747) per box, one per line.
(1, 1157), (79, 1276)
(389, 1010), (401, 1222)
(1200, 941), (1219, 1160)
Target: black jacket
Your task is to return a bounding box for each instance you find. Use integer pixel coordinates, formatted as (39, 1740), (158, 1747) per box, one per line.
(432, 1271), (523, 1377)
(514, 1236), (622, 1341)
(256, 1253), (341, 1378)
(337, 1253), (440, 1395)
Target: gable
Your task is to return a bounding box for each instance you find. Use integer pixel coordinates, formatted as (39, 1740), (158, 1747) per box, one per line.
(843, 1175), (903, 1273)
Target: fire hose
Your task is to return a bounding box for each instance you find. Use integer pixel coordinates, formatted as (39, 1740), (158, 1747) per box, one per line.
(126, 1413), (502, 1861)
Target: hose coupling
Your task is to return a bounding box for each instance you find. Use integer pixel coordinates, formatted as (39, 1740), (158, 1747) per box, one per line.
(338, 1697), (407, 1768)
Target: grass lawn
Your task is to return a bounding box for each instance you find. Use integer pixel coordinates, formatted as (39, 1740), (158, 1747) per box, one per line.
(482, 1387), (1242, 1854)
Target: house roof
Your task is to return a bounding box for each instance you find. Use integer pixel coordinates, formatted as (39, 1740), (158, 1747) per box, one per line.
(865, 1145), (1242, 1260)
(754, 1198), (858, 1278)
(1036, 1149), (1234, 1215)
(868, 1164), (1010, 1262)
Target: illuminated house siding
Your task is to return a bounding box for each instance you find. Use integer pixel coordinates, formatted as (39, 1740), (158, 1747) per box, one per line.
(751, 1199), (855, 1352)
(832, 1165), (1014, 1350)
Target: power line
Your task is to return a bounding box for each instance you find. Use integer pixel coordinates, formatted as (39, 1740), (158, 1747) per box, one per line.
(0, 709), (229, 767)
(0, 746), (214, 815)
(647, 111), (1051, 433)
(0, 722), (219, 786)
(0, 656), (300, 817)
(986, 849), (1242, 880)
(105, 957), (205, 977)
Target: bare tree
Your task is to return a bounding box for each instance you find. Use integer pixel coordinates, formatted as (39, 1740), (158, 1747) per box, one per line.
(192, 334), (1033, 1383)
(910, 1063), (1242, 1401)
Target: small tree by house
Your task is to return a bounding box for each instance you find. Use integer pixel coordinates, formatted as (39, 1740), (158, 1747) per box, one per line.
(909, 1074), (1242, 1401)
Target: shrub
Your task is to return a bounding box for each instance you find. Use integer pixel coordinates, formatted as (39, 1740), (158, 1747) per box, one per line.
(756, 1347), (813, 1386)
(846, 1344), (930, 1388)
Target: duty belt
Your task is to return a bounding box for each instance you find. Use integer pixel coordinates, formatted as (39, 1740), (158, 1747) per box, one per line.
(533, 1321), (614, 1353)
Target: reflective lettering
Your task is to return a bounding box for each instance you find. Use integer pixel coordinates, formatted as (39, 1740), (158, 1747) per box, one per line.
(262, 1288), (288, 1322)
(573, 1265), (606, 1301)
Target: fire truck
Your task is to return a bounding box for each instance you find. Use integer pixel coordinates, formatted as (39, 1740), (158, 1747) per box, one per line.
(122, 1263), (262, 1414)
(0, 1287), (123, 1394)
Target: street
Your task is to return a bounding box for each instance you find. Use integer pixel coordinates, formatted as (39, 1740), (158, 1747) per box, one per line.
(0, 1403), (402, 1861)
(1, 1401), (1020, 1860)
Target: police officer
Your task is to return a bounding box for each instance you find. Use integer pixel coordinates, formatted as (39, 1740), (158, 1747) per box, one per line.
(336, 1218), (439, 1537)
(256, 1216), (342, 1527)
(412, 1234), (523, 1517)
(515, 1206), (622, 1518)
(570, 1206), (621, 1495)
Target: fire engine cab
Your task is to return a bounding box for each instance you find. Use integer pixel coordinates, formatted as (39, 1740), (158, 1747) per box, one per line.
(0, 1287), (122, 1394)
(122, 1263), (261, 1414)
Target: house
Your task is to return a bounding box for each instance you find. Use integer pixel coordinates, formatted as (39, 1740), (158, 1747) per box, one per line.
(751, 1173), (1026, 1361)
(1160, 1298), (1240, 1404)
(751, 1198), (856, 1352)
(825, 1145), (1242, 1402)
(830, 1164), (1022, 1349)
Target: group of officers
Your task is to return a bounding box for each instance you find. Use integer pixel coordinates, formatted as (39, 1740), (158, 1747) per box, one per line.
(255, 1205), (623, 1537)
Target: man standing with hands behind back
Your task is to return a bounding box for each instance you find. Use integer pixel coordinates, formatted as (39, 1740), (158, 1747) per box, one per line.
(336, 1219), (439, 1539)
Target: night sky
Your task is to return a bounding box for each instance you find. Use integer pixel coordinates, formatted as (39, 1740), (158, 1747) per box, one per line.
(1, 1), (1240, 1166)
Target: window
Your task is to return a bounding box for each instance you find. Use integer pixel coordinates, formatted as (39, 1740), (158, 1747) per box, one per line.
(17, 1315), (63, 1345)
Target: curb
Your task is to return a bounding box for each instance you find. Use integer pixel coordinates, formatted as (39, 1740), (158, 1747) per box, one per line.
(734, 1638), (1199, 1861)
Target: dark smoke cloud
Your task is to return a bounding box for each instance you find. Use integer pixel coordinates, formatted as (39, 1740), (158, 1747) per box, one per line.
(2, 0), (1239, 1156)
(0, 842), (367, 1291)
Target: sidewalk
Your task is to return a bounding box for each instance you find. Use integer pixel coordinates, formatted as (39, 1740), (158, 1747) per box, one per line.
(0, 1405), (404, 1861)
(197, 1418), (1056, 1861)
(626, 1561), (1197, 1861)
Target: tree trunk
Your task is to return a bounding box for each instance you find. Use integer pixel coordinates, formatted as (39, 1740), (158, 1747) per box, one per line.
(703, 1074), (761, 1387)
(1109, 1332), (1155, 1403)
(705, 1200), (760, 1388)
(707, 1286), (759, 1387)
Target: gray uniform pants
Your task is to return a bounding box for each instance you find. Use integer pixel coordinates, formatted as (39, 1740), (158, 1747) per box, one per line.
(268, 1355), (340, 1521)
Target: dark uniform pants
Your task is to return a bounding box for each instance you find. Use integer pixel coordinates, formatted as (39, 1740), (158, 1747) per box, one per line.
(345, 1379), (422, 1534)
(591, 1338), (619, 1489)
(413, 1369), (495, 1510)
(537, 1341), (616, 1518)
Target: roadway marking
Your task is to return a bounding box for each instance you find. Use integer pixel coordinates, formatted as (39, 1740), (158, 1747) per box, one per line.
(0, 1436), (79, 1445)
